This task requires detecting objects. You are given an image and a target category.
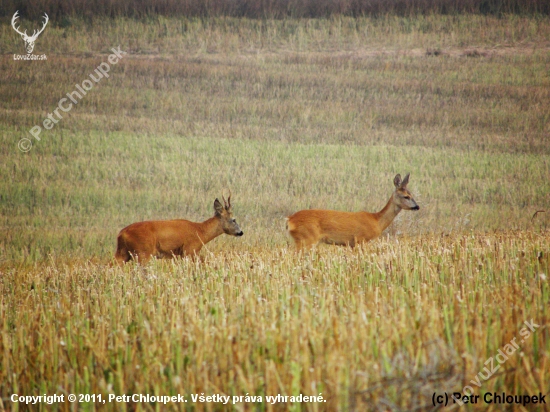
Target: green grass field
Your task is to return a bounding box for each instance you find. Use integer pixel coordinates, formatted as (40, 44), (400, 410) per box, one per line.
(1, 14), (549, 411)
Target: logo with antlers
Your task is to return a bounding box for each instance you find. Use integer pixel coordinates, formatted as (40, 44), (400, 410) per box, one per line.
(11, 11), (49, 54)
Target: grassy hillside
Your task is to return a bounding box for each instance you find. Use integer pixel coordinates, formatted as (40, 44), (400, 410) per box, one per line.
(1, 16), (549, 263)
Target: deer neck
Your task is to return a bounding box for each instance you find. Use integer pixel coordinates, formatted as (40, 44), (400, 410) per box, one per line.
(374, 194), (402, 233)
(197, 216), (224, 244)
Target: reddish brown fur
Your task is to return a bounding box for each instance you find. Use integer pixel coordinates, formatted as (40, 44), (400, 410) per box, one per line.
(115, 197), (243, 265)
(287, 173), (419, 250)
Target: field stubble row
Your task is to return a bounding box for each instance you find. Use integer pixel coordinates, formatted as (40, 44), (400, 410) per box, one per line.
(0, 231), (548, 410)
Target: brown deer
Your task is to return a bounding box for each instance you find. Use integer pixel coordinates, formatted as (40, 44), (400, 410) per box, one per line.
(115, 193), (243, 265)
(286, 173), (419, 250)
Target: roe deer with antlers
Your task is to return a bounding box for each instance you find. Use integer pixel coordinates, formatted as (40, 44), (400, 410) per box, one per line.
(286, 173), (419, 250)
(115, 193), (243, 265)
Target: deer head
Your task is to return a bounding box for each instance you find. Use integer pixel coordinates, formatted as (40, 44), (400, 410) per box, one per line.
(12, 11), (49, 54)
(214, 190), (244, 236)
(393, 173), (420, 211)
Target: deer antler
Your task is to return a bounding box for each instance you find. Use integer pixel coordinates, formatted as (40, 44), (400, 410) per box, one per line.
(11, 11), (48, 41)
(11, 11), (27, 37)
(222, 189), (232, 210)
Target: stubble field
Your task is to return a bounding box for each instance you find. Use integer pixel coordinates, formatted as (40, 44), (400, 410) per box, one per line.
(0, 14), (549, 411)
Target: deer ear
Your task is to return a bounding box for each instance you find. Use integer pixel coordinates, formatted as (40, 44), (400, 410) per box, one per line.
(401, 173), (410, 187)
(214, 199), (224, 215)
(393, 174), (402, 188)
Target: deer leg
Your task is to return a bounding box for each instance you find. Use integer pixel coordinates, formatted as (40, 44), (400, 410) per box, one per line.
(294, 237), (317, 251)
(134, 252), (152, 265)
(114, 249), (130, 266)
(289, 228), (318, 251)
(115, 236), (132, 266)
(184, 243), (202, 259)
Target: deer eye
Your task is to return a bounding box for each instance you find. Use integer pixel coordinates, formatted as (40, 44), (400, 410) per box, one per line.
(232, 219), (236, 223)
(404, 196), (411, 199)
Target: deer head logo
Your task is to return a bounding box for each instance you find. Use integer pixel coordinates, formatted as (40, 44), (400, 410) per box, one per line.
(11, 11), (49, 54)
